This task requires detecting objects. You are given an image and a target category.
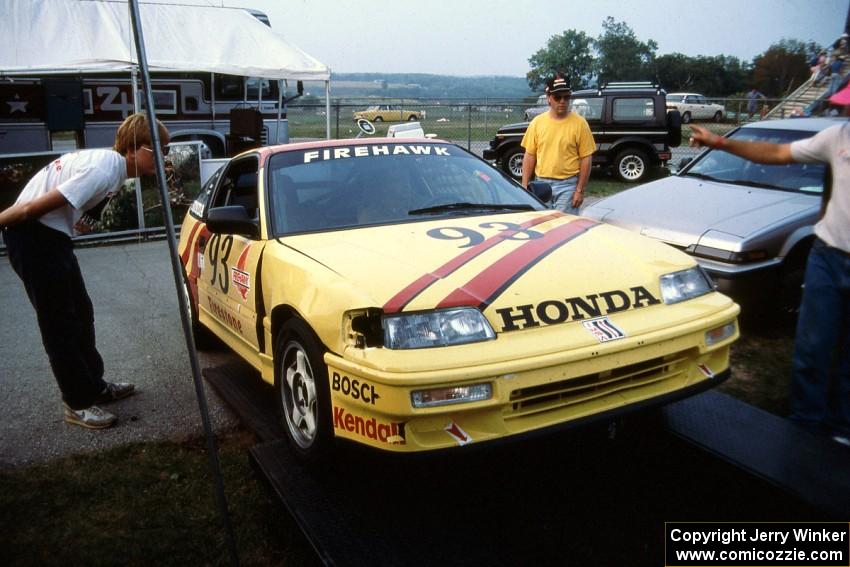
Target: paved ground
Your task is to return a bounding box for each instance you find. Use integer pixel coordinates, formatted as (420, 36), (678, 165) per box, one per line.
(0, 239), (239, 468)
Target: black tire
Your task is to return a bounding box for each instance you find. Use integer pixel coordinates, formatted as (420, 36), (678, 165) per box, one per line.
(373, 116), (383, 123)
(501, 146), (525, 181)
(407, 115), (418, 121)
(274, 319), (334, 463)
(613, 149), (649, 183)
(182, 276), (220, 351)
(713, 110), (724, 123)
(681, 111), (692, 124)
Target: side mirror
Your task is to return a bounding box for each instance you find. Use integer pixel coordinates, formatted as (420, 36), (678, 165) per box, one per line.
(206, 206), (259, 237)
(527, 181), (553, 203)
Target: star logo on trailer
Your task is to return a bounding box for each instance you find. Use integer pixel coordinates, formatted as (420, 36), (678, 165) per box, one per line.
(6, 94), (28, 114)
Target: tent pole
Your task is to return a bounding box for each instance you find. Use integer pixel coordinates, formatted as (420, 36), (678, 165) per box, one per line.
(126, 2), (240, 565)
(130, 67), (144, 231)
(325, 80), (331, 139)
(276, 80), (283, 144)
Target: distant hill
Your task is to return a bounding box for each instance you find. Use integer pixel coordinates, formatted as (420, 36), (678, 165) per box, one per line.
(303, 73), (538, 100)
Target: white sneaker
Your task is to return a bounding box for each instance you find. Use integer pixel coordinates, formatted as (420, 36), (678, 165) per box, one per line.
(832, 434), (850, 447)
(63, 404), (117, 429)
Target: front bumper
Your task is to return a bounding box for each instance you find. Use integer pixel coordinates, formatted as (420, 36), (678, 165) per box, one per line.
(325, 304), (739, 452)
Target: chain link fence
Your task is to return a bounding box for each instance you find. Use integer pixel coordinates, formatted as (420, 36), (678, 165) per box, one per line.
(285, 96), (794, 168)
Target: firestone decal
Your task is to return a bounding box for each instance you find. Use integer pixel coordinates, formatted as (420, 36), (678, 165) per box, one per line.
(495, 286), (661, 331)
(333, 407), (405, 445)
(206, 296), (243, 334)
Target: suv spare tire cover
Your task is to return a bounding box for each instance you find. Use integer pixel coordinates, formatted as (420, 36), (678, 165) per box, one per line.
(666, 110), (682, 147)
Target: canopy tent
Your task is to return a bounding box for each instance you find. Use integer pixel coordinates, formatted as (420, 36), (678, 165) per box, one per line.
(0, 0), (330, 81)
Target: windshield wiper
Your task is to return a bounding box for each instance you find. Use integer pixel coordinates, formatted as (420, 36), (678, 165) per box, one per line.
(408, 202), (535, 215)
(726, 179), (786, 190)
(683, 171), (722, 182)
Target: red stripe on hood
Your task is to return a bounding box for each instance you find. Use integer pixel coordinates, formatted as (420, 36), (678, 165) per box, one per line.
(382, 211), (564, 313)
(437, 218), (599, 310)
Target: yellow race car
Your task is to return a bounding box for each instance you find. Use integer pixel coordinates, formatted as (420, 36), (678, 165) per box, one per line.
(178, 138), (739, 460)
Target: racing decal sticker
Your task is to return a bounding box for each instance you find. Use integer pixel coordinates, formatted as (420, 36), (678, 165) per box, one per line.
(231, 267), (251, 300)
(444, 422), (472, 446)
(496, 286), (661, 331)
(383, 212), (565, 313)
(581, 317), (627, 343)
(207, 296), (243, 335)
(303, 144), (450, 163)
(333, 406), (406, 445)
(697, 363), (715, 379)
(437, 217), (600, 311)
(332, 372), (381, 405)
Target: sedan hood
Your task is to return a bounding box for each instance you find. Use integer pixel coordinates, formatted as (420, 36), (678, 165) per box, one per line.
(280, 211), (693, 321)
(584, 176), (818, 247)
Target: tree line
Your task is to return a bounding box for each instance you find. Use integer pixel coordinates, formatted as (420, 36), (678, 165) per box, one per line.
(528, 17), (822, 98)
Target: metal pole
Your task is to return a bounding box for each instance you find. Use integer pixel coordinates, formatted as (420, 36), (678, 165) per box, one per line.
(126, 2), (239, 565)
(130, 68), (145, 231)
(325, 80), (331, 139)
(467, 103), (472, 150)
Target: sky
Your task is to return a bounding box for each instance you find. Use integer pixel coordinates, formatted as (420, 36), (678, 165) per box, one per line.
(203, 0), (846, 77)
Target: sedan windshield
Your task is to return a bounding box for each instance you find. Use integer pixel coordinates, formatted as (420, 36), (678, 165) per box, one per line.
(684, 128), (826, 194)
(267, 143), (544, 235)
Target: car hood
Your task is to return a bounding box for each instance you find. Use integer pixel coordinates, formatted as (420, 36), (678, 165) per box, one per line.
(279, 211), (696, 322)
(583, 175), (818, 247)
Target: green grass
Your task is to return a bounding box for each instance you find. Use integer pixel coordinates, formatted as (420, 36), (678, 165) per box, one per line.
(0, 430), (318, 567)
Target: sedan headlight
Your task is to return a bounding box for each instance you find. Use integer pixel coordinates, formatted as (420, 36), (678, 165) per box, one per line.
(383, 308), (496, 350)
(660, 266), (714, 304)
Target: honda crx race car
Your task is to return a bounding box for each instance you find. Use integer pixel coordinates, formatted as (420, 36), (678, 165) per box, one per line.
(178, 138), (739, 460)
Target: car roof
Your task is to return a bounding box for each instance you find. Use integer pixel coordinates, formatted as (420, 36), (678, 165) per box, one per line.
(667, 92), (702, 96)
(254, 137), (450, 157)
(739, 117), (846, 132)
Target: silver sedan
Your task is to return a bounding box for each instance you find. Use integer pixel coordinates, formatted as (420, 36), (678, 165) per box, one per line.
(583, 117), (841, 312)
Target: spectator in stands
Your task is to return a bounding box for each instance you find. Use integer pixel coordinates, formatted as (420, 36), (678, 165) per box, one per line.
(826, 53), (846, 96)
(688, 85), (850, 448)
(747, 88), (766, 119)
(0, 113), (169, 430)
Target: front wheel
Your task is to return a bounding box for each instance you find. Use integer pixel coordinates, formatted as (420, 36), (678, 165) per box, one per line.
(614, 149), (649, 183)
(501, 146), (525, 181)
(373, 116), (383, 123)
(681, 111), (692, 124)
(274, 319), (333, 462)
(407, 115), (418, 121)
(713, 110), (724, 123)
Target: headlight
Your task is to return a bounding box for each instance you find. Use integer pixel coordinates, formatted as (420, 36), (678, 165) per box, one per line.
(411, 383), (492, 408)
(660, 266), (714, 304)
(383, 308), (496, 350)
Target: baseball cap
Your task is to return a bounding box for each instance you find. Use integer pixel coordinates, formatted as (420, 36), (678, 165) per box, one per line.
(829, 82), (850, 105)
(545, 76), (571, 95)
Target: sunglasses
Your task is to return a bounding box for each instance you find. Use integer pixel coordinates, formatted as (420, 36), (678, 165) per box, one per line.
(140, 145), (169, 157)
(550, 94), (570, 102)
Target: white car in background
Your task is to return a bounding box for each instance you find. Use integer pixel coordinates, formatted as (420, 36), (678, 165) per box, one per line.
(666, 93), (725, 123)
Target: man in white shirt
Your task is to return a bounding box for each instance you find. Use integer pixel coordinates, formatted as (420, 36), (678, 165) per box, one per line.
(689, 86), (850, 448)
(0, 113), (169, 429)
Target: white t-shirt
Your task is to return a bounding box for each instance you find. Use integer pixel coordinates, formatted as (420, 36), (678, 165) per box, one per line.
(791, 123), (850, 253)
(14, 149), (128, 237)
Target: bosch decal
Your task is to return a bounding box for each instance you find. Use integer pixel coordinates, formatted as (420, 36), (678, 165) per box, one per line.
(582, 317), (627, 343)
(303, 144), (449, 163)
(231, 267), (251, 300)
(332, 372), (381, 405)
(495, 286), (661, 331)
(333, 407), (406, 445)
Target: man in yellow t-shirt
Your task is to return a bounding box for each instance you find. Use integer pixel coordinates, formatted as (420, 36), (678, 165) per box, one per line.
(521, 76), (596, 214)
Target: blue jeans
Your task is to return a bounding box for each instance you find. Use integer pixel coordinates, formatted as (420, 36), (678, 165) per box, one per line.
(790, 238), (850, 435)
(536, 176), (579, 214)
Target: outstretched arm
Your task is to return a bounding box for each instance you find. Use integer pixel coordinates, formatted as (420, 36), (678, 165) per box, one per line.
(688, 125), (794, 165)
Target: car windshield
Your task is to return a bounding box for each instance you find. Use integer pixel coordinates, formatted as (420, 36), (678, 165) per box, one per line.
(267, 142), (544, 235)
(667, 95), (685, 103)
(685, 127), (826, 194)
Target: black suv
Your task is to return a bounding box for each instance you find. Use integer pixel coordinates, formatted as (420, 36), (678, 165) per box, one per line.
(483, 83), (682, 183)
